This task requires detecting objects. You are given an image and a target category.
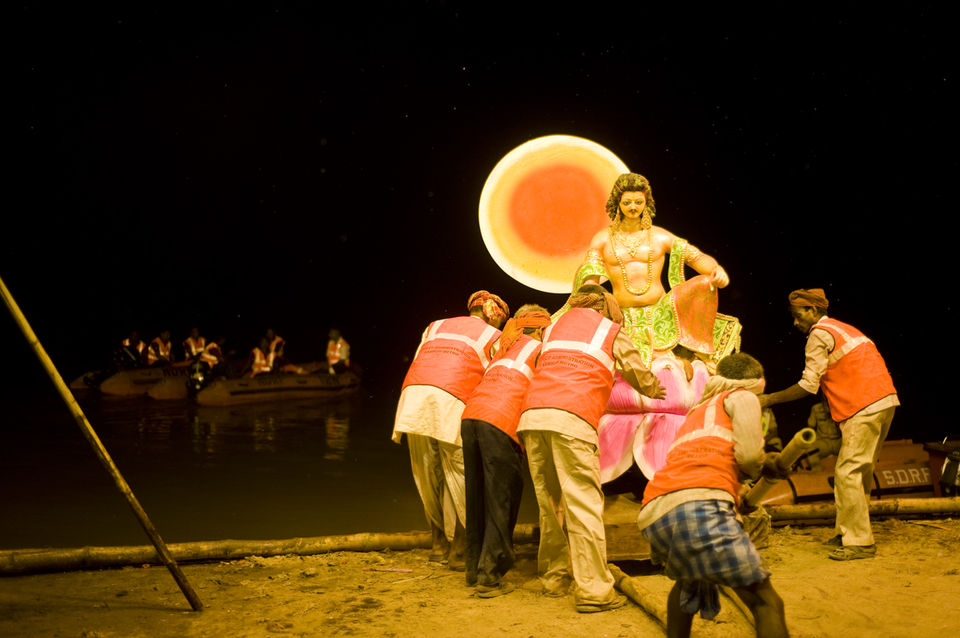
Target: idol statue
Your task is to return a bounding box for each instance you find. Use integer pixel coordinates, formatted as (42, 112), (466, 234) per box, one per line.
(560, 173), (742, 486)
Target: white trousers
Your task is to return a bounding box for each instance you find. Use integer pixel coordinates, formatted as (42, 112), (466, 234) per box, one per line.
(521, 430), (618, 605)
(835, 406), (895, 546)
(406, 433), (466, 541)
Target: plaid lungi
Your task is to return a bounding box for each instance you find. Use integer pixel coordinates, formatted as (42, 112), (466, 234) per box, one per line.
(642, 499), (770, 619)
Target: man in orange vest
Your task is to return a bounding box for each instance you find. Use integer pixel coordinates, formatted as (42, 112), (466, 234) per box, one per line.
(200, 336), (227, 373)
(182, 327), (207, 362)
(326, 329), (350, 374)
(265, 328), (286, 369)
(639, 353), (789, 638)
(246, 337), (273, 377)
(517, 284), (665, 613)
(759, 288), (899, 560)
(145, 330), (173, 366)
(116, 330), (145, 369)
(392, 290), (509, 571)
(460, 303), (553, 598)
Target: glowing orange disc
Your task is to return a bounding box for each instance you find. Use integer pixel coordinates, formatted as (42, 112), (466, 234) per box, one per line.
(479, 135), (628, 293)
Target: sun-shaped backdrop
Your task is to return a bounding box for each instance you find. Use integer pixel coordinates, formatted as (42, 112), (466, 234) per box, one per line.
(479, 135), (629, 293)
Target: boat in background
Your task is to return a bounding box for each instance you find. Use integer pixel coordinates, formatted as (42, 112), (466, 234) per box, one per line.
(195, 370), (361, 406)
(99, 362), (193, 396)
(68, 363), (193, 396)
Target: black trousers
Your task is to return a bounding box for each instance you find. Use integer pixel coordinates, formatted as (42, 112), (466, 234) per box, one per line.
(461, 418), (524, 586)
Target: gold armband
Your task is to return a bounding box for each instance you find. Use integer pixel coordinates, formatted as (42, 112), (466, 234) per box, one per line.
(684, 243), (703, 264)
(584, 248), (603, 268)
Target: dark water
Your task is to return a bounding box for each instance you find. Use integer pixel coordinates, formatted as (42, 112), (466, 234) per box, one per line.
(0, 384), (539, 550)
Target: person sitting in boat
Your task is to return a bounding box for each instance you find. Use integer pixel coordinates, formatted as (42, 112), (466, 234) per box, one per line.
(327, 329), (351, 374)
(199, 336), (227, 375)
(246, 337), (274, 377)
(265, 328), (286, 369)
(114, 330), (145, 369)
(182, 327), (207, 362)
(145, 330), (173, 366)
(189, 335), (229, 393)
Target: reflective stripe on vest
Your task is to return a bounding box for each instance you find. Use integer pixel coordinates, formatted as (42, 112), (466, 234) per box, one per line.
(419, 320), (498, 369)
(252, 349), (271, 374)
(487, 338), (539, 380)
(184, 337), (206, 357)
(641, 389), (741, 507)
(122, 339), (145, 353)
(461, 335), (541, 443)
(821, 320), (874, 366)
(147, 339), (171, 363)
(666, 399), (736, 454)
(521, 309), (619, 429)
(539, 320), (616, 374)
(814, 318), (897, 422)
(401, 316), (502, 402)
(200, 344), (221, 365)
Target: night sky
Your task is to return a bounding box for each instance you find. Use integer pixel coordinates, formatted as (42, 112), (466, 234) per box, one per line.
(4, 3), (956, 442)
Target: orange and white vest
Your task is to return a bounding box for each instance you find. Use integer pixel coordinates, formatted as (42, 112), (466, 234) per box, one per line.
(200, 342), (223, 367)
(146, 338), (172, 365)
(250, 348), (271, 377)
(641, 389), (743, 507)
(812, 318), (897, 423)
(401, 316), (501, 402)
(122, 338), (145, 354)
(521, 308), (620, 429)
(267, 336), (285, 367)
(327, 338), (350, 366)
(183, 336), (207, 358)
(461, 334), (541, 444)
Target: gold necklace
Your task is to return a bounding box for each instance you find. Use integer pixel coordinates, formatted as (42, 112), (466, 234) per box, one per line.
(609, 227), (654, 296)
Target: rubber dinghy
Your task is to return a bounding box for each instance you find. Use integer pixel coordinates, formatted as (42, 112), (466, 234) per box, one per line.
(195, 370), (361, 406)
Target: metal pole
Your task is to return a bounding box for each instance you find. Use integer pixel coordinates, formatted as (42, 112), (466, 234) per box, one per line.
(0, 274), (203, 611)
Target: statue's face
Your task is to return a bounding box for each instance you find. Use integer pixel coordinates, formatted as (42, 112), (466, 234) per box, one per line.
(618, 190), (647, 220)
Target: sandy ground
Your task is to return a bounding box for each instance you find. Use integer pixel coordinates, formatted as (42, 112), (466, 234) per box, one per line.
(1, 517), (958, 638)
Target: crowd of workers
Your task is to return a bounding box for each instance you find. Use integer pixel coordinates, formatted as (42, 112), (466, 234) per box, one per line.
(392, 285), (897, 637)
(113, 327), (351, 379)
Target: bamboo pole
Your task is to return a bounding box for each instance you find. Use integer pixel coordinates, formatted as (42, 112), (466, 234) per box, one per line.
(0, 275), (202, 610)
(0, 525), (542, 576)
(742, 427), (817, 509)
(608, 563), (668, 629)
(766, 496), (960, 521)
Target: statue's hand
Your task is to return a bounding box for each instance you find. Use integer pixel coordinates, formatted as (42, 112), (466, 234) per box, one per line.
(710, 266), (730, 290)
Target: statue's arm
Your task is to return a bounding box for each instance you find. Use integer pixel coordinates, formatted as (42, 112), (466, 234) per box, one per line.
(668, 231), (729, 289)
(576, 230), (610, 288)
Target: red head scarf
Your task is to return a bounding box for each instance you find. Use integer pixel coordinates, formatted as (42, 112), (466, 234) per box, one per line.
(495, 309), (553, 356)
(467, 290), (510, 326)
(788, 288), (829, 310)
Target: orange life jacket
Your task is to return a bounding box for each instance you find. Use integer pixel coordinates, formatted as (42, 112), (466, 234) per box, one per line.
(461, 334), (541, 444)
(401, 316), (501, 402)
(250, 347), (271, 377)
(266, 336), (285, 368)
(200, 343), (222, 367)
(183, 336), (207, 358)
(520, 308), (620, 429)
(146, 338), (172, 365)
(641, 389), (742, 507)
(327, 338), (349, 366)
(812, 318), (897, 422)
(121, 338), (145, 353)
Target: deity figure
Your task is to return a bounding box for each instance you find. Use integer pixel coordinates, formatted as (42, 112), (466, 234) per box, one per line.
(562, 173), (742, 484)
